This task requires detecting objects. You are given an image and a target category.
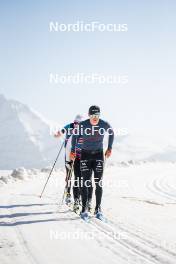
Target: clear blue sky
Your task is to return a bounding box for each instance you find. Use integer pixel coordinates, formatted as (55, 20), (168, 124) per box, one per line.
(0, 0), (176, 136)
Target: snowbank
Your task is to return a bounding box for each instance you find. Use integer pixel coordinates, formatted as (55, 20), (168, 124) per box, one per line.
(0, 166), (64, 187)
(0, 168), (41, 186)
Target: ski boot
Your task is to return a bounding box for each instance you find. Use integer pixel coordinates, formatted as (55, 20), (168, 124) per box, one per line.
(80, 207), (90, 222)
(65, 193), (72, 206)
(94, 206), (104, 221)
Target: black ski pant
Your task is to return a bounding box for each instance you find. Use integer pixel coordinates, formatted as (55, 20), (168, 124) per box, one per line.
(65, 166), (71, 194)
(73, 158), (82, 200)
(65, 158), (93, 202)
(73, 157), (93, 202)
(80, 150), (104, 211)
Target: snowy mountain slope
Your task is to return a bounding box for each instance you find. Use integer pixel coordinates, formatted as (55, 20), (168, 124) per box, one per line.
(109, 134), (176, 163)
(0, 94), (63, 169)
(1, 93), (176, 169)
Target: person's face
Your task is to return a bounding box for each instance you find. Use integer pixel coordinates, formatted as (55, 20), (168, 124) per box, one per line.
(89, 114), (100, 125)
(74, 122), (79, 128)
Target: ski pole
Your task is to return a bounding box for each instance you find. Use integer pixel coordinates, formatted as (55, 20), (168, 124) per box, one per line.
(61, 161), (74, 204)
(39, 141), (65, 198)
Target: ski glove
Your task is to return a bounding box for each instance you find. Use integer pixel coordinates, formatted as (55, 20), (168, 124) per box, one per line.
(54, 131), (62, 137)
(65, 161), (73, 170)
(70, 152), (76, 161)
(105, 149), (112, 158)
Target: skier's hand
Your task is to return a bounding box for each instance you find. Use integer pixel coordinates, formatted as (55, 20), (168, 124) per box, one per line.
(54, 131), (62, 138)
(105, 149), (112, 158)
(70, 152), (76, 161)
(65, 161), (73, 170)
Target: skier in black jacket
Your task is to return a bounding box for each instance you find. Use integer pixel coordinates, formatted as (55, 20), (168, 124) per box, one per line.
(70, 105), (114, 220)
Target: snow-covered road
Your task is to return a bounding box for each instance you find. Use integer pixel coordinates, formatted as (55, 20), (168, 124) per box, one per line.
(1, 163), (176, 264)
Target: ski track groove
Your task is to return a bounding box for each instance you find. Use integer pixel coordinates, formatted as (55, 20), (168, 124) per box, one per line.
(155, 178), (176, 200)
(5, 194), (40, 264)
(88, 217), (175, 264)
(159, 178), (176, 199)
(1, 172), (176, 264)
(57, 205), (134, 264)
(60, 173), (176, 264)
(60, 204), (168, 264)
(147, 177), (176, 202)
(107, 217), (176, 262)
(165, 180), (176, 194)
(109, 218), (176, 259)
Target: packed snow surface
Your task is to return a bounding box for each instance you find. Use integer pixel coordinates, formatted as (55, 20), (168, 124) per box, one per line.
(1, 162), (176, 264)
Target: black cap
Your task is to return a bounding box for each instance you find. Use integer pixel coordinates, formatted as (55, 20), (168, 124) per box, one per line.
(88, 105), (100, 115)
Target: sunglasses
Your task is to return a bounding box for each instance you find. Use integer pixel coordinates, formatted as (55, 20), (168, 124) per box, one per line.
(90, 114), (100, 118)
